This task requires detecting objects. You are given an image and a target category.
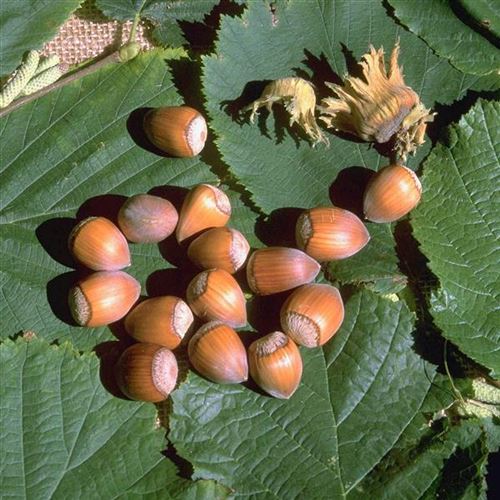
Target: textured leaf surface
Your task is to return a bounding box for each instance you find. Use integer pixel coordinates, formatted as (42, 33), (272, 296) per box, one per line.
(435, 423), (490, 500)
(359, 419), (491, 500)
(170, 291), (437, 498)
(412, 100), (500, 376)
(0, 337), (229, 499)
(96, 0), (221, 47)
(389, 0), (500, 76)
(203, 0), (496, 215)
(0, 50), (220, 349)
(0, 0), (81, 75)
(95, 0), (153, 20)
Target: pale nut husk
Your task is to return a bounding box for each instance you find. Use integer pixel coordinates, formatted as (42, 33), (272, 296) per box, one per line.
(124, 296), (194, 349)
(118, 194), (178, 243)
(143, 106), (207, 157)
(320, 42), (434, 160)
(186, 269), (247, 327)
(176, 184), (231, 243)
(246, 247), (321, 295)
(187, 227), (250, 274)
(363, 164), (422, 223)
(248, 331), (302, 399)
(188, 321), (248, 384)
(296, 207), (370, 261)
(68, 271), (141, 327)
(280, 284), (344, 347)
(115, 343), (178, 402)
(68, 216), (131, 271)
(245, 77), (328, 146)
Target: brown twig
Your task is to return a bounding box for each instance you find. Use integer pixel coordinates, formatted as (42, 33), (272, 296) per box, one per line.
(0, 51), (121, 119)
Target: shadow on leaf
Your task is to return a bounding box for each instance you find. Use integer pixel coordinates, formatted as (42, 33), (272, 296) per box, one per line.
(126, 107), (175, 157)
(246, 291), (290, 333)
(221, 80), (271, 124)
(329, 166), (375, 218)
(77, 194), (128, 225)
(178, 0), (246, 53)
(36, 217), (77, 268)
(94, 339), (134, 399)
(254, 207), (304, 247)
(46, 271), (80, 325)
(146, 268), (196, 299)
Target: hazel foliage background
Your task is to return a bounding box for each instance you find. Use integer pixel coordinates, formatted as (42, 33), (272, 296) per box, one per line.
(0, 1), (499, 498)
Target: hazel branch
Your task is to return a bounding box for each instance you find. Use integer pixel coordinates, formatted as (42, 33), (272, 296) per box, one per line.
(0, 51), (121, 118)
(0, 11), (145, 119)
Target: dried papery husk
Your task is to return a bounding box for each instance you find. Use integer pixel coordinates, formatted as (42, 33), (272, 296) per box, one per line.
(320, 42), (434, 160)
(245, 77), (328, 146)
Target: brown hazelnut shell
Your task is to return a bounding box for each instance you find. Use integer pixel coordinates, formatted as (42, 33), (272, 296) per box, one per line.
(248, 331), (302, 399)
(69, 217), (130, 271)
(115, 343), (178, 402)
(124, 296), (193, 349)
(68, 271), (140, 327)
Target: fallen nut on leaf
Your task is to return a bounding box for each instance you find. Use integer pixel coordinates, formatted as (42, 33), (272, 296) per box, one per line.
(244, 77), (328, 146)
(319, 41), (435, 160)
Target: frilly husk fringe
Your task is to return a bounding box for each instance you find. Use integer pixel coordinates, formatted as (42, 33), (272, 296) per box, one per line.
(245, 77), (328, 146)
(320, 42), (435, 160)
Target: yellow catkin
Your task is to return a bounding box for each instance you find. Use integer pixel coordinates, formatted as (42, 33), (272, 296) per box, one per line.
(0, 51), (40, 107)
(32, 55), (59, 76)
(21, 65), (64, 96)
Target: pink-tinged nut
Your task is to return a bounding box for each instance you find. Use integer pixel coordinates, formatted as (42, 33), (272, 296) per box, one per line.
(118, 194), (178, 243)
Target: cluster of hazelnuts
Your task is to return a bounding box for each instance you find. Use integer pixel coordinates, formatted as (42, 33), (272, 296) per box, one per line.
(67, 105), (423, 403)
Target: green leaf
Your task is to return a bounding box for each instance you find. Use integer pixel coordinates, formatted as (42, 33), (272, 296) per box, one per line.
(436, 422), (490, 500)
(0, 50), (220, 349)
(96, 0), (222, 47)
(358, 419), (490, 500)
(411, 100), (500, 376)
(388, 0), (500, 76)
(0, 336), (229, 499)
(0, 0), (82, 76)
(170, 290), (439, 497)
(458, 0), (500, 40)
(226, 189), (261, 250)
(353, 371), (498, 499)
(202, 0), (497, 215)
(95, 0), (153, 21)
(328, 224), (407, 294)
